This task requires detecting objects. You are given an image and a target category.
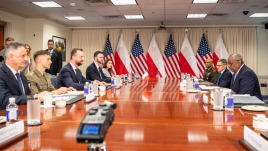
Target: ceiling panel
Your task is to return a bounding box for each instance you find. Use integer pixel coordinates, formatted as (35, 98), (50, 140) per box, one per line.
(239, 2), (268, 9)
(75, 12), (101, 17)
(67, 6), (95, 12)
(84, 16), (107, 21)
(165, 4), (191, 10)
(165, 0), (192, 4)
(257, 8), (268, 13)
(115, 5), (141, 11)
(166, 14), (186, 19)
(142, 10), (164, 15)
(98, 11), (121, 16)
(144, 14), (164, 20)
(214, 3), (243, 9)
(119, 10), (142, 15)
(210, 8), (236, 14)
(226, 14), (248, 19)
(136, 0), (164, 5)
(165, 9), (188, 15)
(92, 6), (117, 12)
(189, 4), (217, 10)
(188, 9), (212, 14)
(139, 5), (164, 10)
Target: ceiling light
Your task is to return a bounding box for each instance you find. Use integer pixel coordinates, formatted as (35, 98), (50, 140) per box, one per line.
(31, 1), (62, 8)
(187, 14), (207, 18)
(110, 0), (137, 5)
(64, 16), (86, 20)
(249, 13), (268, 17)
(193, 0), (218, 3)
(124, 15), (144, 19)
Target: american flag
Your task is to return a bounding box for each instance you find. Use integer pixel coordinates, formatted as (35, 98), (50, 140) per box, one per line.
(130, 34), (148, 77)
(163, 34), (181, 78)
(196, 34), (213, 78)
(103, 34), (116, 74)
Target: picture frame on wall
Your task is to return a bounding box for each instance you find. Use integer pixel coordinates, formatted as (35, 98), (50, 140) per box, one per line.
(52, 36), (66, 61)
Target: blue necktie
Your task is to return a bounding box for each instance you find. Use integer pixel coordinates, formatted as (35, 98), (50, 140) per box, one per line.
(75, 69), (81, 84)
(233, 73), (237, 82)
(215, 72), (222, 85)
(15, 73), (24, 95)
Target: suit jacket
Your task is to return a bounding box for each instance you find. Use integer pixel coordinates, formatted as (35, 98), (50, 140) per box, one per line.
(230, 65), (262, 100)
(57, 62), (91, 90)
(86, 62), (111, 83)
(45, 49), (62, 75)
(214, 69), (232, 88)
(0, 64), (32, 110)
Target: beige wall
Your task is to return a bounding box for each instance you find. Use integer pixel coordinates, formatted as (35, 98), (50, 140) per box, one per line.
(43, 19), (72, 66)
(0, 10), (26, 44)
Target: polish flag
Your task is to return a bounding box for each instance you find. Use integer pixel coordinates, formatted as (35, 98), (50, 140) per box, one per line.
(179, 34), (199, 77)
(115, 34), (131, 75)
(213, 34), (229, 69)
(146, 34), (166, 78)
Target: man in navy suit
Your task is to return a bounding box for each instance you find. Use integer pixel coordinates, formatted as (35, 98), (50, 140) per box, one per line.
(0, 43), (47, 110)
(86, 51), (111, 83)
(214, 59), (232, 88)
(228, 54), (262, 100)
(58, 48), (105, 90)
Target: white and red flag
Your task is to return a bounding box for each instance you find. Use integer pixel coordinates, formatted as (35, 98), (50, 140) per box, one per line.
(213, 34), (229, 70)
(114, 34), (131, 75)
(146, 34), (166, 78)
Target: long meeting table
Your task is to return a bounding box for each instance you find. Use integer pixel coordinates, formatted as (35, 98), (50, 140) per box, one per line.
(0, 78), (266, 151)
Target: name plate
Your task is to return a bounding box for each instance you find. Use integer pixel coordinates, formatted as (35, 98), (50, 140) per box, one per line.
(203, 94), (208, 104)
(0, 120), (24, 144)
(244, 126), (268, 151)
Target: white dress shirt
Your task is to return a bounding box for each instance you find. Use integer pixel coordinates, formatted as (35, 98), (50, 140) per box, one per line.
(70, 62), (78, 74)
(6, 64), (25, 94)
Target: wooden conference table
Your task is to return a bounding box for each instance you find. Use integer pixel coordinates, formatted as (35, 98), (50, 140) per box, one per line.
(0, 78), (267, 151)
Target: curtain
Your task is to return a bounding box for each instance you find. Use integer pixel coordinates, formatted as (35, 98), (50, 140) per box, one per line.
(72, 27), (257, 75)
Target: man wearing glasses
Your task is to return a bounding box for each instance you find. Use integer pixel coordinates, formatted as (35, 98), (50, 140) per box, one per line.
(203, 58), (218, 83)
(228, 54), (262, 100)
(214, 59), (232, 88)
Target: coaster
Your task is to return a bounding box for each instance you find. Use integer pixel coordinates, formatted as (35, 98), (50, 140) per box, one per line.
(211, 108), (225, 111)
(24, 121), (43, 126)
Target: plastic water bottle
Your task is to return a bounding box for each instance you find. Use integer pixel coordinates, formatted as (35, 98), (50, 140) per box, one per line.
(84, 82), (89, 95)
(124, 74), (128, 82)
(194, 79), (199, 90)
(111, 76), (115, 87)
(224, 90), (232, 106)
(6, 97), (18, 126)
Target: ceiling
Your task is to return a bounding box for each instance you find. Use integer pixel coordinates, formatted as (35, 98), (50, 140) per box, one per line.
(1, 0), (268, 28)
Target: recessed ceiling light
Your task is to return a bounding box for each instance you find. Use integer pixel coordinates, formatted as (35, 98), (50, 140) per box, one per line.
(124, 15), (144, 19)
(187, 14), (207, 18)
(64, 16), (86, 20)
(110, 0), (137, 5)
(193, 0), (218, 3)
(249, 13), (268, 17)
(31, 1), (62, 8)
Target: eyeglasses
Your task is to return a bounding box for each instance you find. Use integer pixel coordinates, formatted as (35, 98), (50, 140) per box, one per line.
(228, 60), (239, 66)
(216, 65), (223, 67)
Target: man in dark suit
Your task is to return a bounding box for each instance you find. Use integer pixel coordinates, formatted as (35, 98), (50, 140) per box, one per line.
(228, 53), (262, 100)
(58, 48), (105, 90)
(45, 39), (62, 76)
(86, 51), (111, 83)
(214, 59), (232, 88)
(0, 43), (47, 110)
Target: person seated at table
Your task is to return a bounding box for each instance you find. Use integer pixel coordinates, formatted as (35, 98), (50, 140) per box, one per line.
(86, 51), (111, 83)
(228, 53), (262, 100)
(58, 48), (105, 90)
(26, 50), (76, 95)
(0, 43), (48, 110)
(203, 58), (218, 83)
(214, 59), (232, 88)
(102, 59), (113, 77)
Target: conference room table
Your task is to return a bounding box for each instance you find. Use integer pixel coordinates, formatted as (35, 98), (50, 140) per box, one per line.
(0, 78), (267, 151)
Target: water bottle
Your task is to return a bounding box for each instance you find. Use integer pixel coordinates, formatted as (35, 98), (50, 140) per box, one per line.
(6, 97), (18, 126)
(226, 96), (234, 110)
(124, 74), (128, 82)
(194, 79), (199, 90)
(224, 90), (232, 106)
(93, 81), (98, 96)
(84, 82), (89, 95)
(111, 76), (115, 87)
